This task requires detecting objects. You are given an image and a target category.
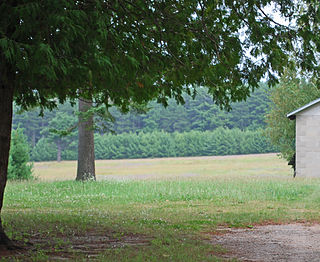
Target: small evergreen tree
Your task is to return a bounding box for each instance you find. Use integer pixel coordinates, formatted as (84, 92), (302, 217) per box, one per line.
(8, 128), (33, 180)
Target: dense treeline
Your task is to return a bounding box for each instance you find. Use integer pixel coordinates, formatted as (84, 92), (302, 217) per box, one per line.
(32, 129), (276, 161)
(13, 84), (273, 161)
(109, 84), (270, 133)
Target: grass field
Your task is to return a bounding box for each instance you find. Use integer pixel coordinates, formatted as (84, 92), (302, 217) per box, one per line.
(3, 153), (320, 261)
(34, 153), (289, 181)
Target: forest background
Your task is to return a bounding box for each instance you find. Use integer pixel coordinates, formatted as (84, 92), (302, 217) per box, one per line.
(12, 83), (276, 162)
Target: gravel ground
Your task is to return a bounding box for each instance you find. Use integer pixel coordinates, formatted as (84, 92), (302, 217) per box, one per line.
(209, 223), (320, 261)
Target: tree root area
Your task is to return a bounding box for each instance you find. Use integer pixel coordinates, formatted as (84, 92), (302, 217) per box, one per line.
(0, 229), (152, 260)
(208, 223), (320, 261)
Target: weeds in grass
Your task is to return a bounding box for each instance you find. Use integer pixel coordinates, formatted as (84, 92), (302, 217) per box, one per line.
(2, 154), (320, 260)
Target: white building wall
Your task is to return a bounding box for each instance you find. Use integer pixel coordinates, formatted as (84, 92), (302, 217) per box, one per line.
(296, 104), (320, 177)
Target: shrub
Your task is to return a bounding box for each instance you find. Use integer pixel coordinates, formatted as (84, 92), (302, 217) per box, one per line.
(8, 128), (33, 180)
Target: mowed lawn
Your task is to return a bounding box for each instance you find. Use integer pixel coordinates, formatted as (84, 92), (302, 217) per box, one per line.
(3, 153), (320, 261)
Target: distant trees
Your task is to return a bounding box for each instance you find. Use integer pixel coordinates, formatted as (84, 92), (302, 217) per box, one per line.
(13, 103), (77, 162)
(12, 85), (272, 162)
(94, 129), (276, 159)
(11, 108), (47, 148)
(42, 112), (77, 162)
(109, 85), (271, 134)
(29, 128), (276, 161)
(265, 71), (320, 162)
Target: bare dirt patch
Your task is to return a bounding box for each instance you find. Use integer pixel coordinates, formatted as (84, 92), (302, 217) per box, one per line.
(208, 223), (320, 261)
(0, 230), (152, 260)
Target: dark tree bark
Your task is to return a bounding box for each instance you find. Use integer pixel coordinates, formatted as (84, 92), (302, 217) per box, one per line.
(0, 83), (17, 249)
(76, 98), (96, 181)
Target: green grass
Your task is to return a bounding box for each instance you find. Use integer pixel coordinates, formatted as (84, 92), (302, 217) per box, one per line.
(2, 154), (320, 261)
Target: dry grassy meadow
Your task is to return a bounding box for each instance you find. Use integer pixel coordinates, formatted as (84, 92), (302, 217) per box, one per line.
(33, 153), (291, 181)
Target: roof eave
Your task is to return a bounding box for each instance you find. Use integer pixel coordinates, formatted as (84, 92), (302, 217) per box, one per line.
(286, 97), (320, 120)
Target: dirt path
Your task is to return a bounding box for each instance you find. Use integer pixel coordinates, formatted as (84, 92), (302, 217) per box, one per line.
(209, 223), (320, 261)
(0, 230), (152, 260)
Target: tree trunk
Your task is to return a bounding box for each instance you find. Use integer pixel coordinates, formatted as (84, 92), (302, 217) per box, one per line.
(57, 139), (62, 162)
(76, 98), (96, 181)
(0, 83), (16, 249)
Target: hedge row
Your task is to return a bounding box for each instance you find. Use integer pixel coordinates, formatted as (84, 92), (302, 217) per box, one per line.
(31, 128), (277, 161)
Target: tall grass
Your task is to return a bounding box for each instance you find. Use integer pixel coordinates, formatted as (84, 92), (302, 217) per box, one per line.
(4, 177), (320, 222)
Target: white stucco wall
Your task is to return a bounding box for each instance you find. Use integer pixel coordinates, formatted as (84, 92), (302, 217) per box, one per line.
(296, 104), (320, 177)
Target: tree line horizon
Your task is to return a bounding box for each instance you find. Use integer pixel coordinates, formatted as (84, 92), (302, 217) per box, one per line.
(13, 83), (273, 162)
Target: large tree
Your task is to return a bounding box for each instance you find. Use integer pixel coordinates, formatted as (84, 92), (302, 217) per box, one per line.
(76, 98), (96, 181)
(1, 0), (319, 249)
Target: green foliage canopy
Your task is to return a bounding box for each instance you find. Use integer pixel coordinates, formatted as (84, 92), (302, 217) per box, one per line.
(2, 1), (319, 110)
